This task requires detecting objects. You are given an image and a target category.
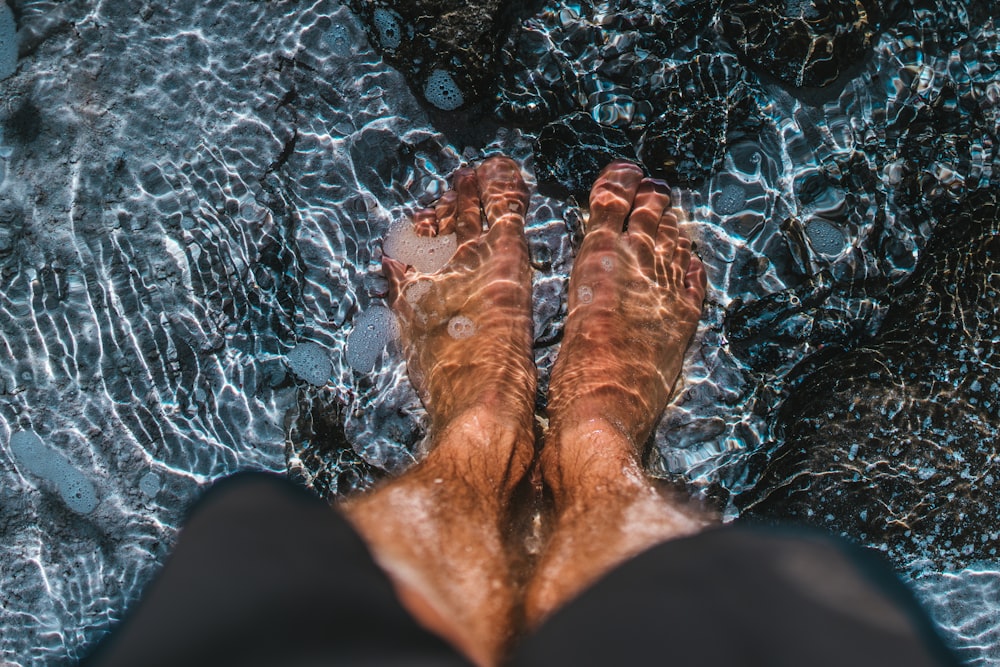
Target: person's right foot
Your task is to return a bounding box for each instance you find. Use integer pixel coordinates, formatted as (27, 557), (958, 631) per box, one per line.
(545, 160), (707, 467)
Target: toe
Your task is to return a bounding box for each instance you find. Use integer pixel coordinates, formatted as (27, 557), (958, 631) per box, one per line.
(686, 254), (708, 304)
(381, 255), (411, 306)
(435, 190), (458, 235)
(452, 167), (484, 244)
(653, 210), (680, 277)
(476, 156), (530, 230)
(674, 236), (693, 281)
(588, 160), (644, 233)
(624, 179), (670, 270)
(626, 179), (670, 238)
(413, 209), (437, 237)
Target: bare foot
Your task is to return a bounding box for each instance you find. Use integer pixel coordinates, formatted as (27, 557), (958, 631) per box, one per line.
(383, 156), (536, 463)
(343, 157), (537, 666)
(546, 160), (707, 466)
(526, 160), (709, 626)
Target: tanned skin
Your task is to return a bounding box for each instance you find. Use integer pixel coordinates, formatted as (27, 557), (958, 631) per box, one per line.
(341, 157), (709, 666)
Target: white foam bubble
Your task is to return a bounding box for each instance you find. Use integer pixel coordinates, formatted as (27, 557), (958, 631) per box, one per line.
(286, 341), (333, 386)
(347, 306), (399, 373)
(424, 69), (464, 111)
(383, 221), (457, 273)
(10, 431), (98, 515)
(139, 471), (161, 497)
(805, 218), (846, 256)
(577, 285), (594, 304)
(716, 184), (747, 215)
(372, 8), (402, 50)
(447, 315), (476, 339)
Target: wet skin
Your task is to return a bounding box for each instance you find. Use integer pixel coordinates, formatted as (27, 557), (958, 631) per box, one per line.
(382, 157), (536, 468)
(345, 157), (708, 665)
(545, 160), (708, 481)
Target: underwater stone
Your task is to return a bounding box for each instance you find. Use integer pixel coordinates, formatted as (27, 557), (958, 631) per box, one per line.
(533, 111), (637, 201)
(0, 3), (15, 81)
(286, 342), (333, 386)
(349, 0), (527, 110)
(0, 199), (23, 256)
(721, 0), (880, 88)
(637, 55), (738, 186)
(346, 306), (398, 373)
(10, 431), (99, 515)
(738, 191), (1000, 570)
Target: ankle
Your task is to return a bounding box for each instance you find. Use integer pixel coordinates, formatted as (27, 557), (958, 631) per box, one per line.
(425, 407), (535, 497)
(540, 418), (645, 506)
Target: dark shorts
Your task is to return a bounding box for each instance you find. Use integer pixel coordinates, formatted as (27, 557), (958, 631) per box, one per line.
(82, 473), (958, 667)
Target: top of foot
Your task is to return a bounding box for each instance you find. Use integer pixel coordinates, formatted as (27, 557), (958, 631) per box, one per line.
(547, 160), (707, 448)
(382, 156), (538, 440)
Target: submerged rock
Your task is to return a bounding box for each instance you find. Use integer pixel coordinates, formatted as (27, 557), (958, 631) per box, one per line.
(738, 190), (1000, 571)
(637, 54), (742, 185)
(720, 0), (881, 88)
(348, 0), (531, 110)
(497, 0), (719, 125)
(533, 111), (637, 201)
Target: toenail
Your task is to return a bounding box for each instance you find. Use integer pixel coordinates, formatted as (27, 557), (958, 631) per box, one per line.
(577, 285), (594, 304)
(447, 315), (476, 339)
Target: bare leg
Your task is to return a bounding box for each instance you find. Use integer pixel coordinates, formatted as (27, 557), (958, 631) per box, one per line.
(340, 157), (536, 666)
(525, 161), (712, 626)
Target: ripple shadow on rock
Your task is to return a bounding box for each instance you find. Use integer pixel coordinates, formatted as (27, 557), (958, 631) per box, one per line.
(721, 0), (881, 88)
(533, 111), (638, 201)
(348, 0), (543, 111)
(738, 190), (1000, 571)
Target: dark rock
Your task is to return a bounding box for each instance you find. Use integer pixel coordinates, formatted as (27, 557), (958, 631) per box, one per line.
(637, 55), (741, 185)
(737, 190), (1000, 570)
(286, 394), (380, 500)
(496, 24), (584, 126)
(497, 0), (719, 125)
(606, 0), (718, 47)
(4, 98), (42, 144)
(532, 111), (638, 201)
(349, 0), (534, 111)
(721, 0), (880, 88)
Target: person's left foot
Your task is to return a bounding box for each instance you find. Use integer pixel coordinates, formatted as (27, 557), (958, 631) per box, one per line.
(382, 156), (537, 451)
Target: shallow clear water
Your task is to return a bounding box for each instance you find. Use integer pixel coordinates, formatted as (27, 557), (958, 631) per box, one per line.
(0, 0), (997, 664)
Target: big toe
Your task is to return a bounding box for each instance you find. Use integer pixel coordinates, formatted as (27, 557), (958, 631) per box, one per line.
(587, 161), (644, 233)
(476, 156), (530, 229)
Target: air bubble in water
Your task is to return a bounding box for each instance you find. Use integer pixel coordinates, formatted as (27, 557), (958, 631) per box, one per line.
(600, 256), (614, 272)
(404, 279), (433, 305)
(716, 184), (747, 215)
(447, 315), (476, 339)
(10, 431), (98, 515)
(577, 285), (594, 304)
